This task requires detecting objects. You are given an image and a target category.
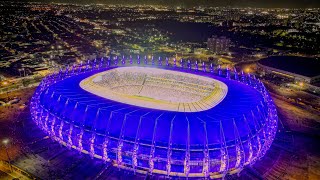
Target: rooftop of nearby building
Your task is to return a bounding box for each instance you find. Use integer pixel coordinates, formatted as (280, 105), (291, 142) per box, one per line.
(259, 56), (320, 78)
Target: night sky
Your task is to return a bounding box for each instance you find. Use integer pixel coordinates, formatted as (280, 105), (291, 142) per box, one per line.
(14, 0), (320, 8)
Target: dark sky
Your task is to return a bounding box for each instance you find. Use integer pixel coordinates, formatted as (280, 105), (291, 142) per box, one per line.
(16, 0), (320, 8)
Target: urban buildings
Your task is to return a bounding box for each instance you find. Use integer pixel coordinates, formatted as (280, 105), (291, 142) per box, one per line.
(258, 56), (320, 84)
(207, 36), (231, 54)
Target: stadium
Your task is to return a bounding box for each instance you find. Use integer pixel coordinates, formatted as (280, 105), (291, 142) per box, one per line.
(30, 56), (278, 178)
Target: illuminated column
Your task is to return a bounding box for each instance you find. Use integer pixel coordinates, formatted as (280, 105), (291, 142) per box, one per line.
(259, 101), (274, 159)
(149, 146), (155, 173)
(166, 117), (174, 176)
(137, 55), (140, 64)
(149, 114), (160, 174)
(219, 122), (229, 177)
(78, 129), (84, 153)
(50, 117), (56, 140)
(67, 124), (73, 149)
(203, 149), (209, 178)
(202, 122), (209, 178)
(247, 73), (252, 86)
(38, 107), (44, 127)
(122, 55), (126, 65)
(242, 115), (253, 165)
(195, 61), (198, 71)
(123, 55), (126, 64)
(132, 117), (141, 172)
(226, 66), (230, 79)
(247, 138), (253, 165)
(166, 147), (172, 176)
(93, 58), (97, 69)
(144, 55), (148, 64)
(130, 55), (133, 65)
(151, 56), (155, 65)
(256, 79), (262, 92)
(234, 67), (238, 80)
(85, 60), (90, 71)
(256, 106), (266, 160)
(166, 57), (169, 66)
(184, 120), (190, 177)
(117, 113), (130, 167)
(63, 98), (69, 117)
(58, 120), (64, 143)
(114, 56), (118, 66)
(57, 95), (62, 103)
(132, 143), (138, 172)
(251, 75), (257, 88)
(102, 137), (109, 162)
(90, 133), (96, 159)
(202, 62), (206, 72)
(107, 58), (110, 67)
(233, 119), (245, 173)
(44, 113), (49, 132)
(250, 110), (261, 163)
(117, 141), (123, 165)
(99, 57), (104, 69)
(184, 151), (190, 177)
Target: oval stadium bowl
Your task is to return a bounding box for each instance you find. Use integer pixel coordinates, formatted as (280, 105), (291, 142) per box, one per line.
(30, 57), (278, 178)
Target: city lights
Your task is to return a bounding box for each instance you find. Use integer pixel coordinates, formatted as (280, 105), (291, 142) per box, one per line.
(299, 82), (304, 87)
(2, 81), (8, 86)
(0, 1), (319, 179)
(2, 138), (9, 145)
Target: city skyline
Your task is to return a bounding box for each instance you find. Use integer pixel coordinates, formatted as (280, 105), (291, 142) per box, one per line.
(10, 0), (320, 8)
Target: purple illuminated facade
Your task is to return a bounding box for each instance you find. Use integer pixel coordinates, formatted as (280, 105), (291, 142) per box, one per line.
(30, 56), (278, 178)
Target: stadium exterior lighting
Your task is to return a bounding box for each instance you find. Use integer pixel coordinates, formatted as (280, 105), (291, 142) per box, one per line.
(30, 55), (278, 178)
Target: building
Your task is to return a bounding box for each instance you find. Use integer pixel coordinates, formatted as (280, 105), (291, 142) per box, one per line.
(258, 56), (320, 84)
(207, 36), (231, 54)
(193, 48), (208, 55)
(31, 58), (277, 178)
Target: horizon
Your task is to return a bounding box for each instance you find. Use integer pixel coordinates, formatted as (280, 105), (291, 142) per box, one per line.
(7, 0), (320, 8)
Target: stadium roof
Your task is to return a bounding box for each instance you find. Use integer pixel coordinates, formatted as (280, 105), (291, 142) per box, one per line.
(40, 67), (266, 148)
(259, 56), (320, 77)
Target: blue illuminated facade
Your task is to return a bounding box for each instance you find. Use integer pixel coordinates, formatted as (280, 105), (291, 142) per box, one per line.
(30, 56), (278, 178)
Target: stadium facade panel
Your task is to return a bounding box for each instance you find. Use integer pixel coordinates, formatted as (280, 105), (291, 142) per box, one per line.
(31, 57), (278, 178)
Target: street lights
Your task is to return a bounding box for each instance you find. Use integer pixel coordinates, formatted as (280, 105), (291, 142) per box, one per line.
(299, 82), (304, 87)
(1, 81), (9, 101)
(2, 138), (12, 172)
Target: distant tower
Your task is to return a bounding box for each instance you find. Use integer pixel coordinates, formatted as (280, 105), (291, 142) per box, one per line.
(207, 36), (231, 54)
